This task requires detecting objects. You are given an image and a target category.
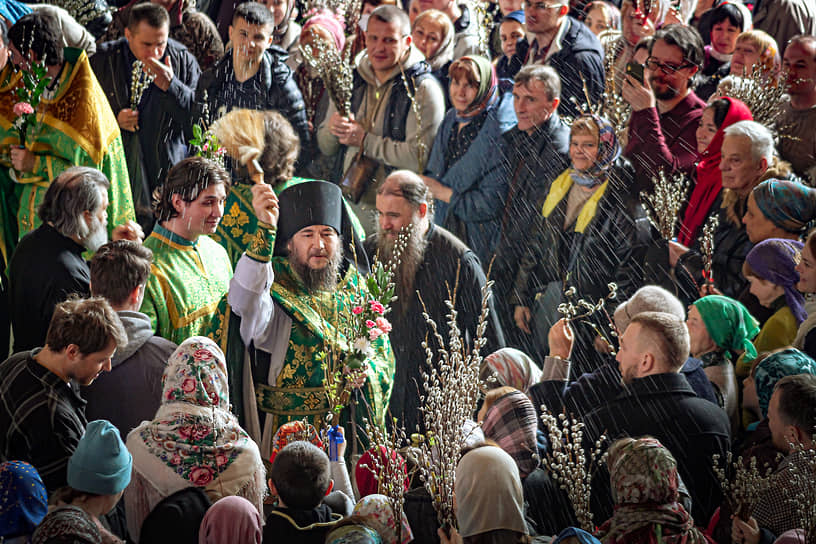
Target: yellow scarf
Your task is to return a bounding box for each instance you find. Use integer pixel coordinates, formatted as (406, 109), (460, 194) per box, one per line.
(541, 169), (609, 233)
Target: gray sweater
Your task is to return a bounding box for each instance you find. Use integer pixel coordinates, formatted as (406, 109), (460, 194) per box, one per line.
(82, 311), (176, 438)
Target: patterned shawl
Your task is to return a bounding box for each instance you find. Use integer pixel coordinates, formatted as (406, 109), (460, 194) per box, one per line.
(127, 337), (263, 498)
(481, 390), (539, 478)
(0, 461), (47, 538)
(597, 438), (709, 544)
(269, 420), (324, 464)
(569, 115), (621, 188)
(480, 348), (542, 393)
(754, 348), (816, 418)
(352, 494), (414, 544)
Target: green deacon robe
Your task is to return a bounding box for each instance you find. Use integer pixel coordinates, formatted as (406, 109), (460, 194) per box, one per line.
(229, 224), (394, 457)
(141, 224), (233, 346)
(0, 48), (135, 264)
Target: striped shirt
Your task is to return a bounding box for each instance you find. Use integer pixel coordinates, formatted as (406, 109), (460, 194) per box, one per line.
(0, 350), (87, 492)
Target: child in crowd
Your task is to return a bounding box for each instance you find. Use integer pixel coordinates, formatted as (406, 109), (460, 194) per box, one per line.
(583, 1), (620, 36)
(741, 238), (806, 378)
(51, 420), (132, 543)
(263, 442), (343, 543)
(496, 11), (527, 79)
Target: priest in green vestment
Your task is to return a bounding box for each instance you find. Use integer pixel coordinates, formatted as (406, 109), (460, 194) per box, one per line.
(0, 14), (134, 264)
(140, 156), (233, 346)
(210, 109), (364, 268)
(228, 180), (395, 459)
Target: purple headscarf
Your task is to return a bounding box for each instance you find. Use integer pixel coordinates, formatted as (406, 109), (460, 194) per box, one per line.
(198, 496), (262, 544)
(745, 238), (806, 324)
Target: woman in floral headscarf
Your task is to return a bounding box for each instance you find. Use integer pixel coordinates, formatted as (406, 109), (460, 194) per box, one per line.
(597, 437), (711, 544)
(513, 114), (647, 375)
(352, 494), (414, 544)
(125, 337), (265, 543)
(421, 55), (517, 264)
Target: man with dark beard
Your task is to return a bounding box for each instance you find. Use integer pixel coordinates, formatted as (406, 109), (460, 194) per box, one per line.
(228, 180), (395, 459)
(621, 24), (706, 184)
(364, 170), (505, 435)
(8, 167), (142, 354)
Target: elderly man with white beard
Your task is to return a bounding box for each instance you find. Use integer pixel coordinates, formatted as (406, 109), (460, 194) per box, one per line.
(7, 166), (142, 353)
(364, 170), (505, 435)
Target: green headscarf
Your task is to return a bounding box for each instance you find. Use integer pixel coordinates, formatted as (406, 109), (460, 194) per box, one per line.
(693, 295), (760, 362)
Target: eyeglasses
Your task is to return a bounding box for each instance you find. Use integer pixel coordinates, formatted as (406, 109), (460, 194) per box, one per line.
(645, 57), (695, 74)
(525, 1), (564, 11)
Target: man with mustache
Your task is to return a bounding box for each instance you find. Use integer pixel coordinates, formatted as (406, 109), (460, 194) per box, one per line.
(622, 24), (706, 185)
(363, 170), (504, 434)
(228, 180), (394, 458)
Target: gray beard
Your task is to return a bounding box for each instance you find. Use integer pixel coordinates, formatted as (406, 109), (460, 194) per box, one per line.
(290, 249), (343, 293)
(82, 216), (108, 253)
(376, 224), (428, 312)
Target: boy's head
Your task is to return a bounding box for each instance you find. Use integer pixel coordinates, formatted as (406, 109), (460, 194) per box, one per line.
(499, 15), (525, 58)
(269, 442), (332, 509)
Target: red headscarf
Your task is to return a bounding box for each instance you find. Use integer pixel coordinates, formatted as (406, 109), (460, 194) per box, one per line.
(677, 97), (753, 247)
(354, 446), (409, 498)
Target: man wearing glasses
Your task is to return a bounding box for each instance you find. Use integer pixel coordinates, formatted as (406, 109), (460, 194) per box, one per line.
(523, 0), (604, 119)
(622, 24), (706, 186)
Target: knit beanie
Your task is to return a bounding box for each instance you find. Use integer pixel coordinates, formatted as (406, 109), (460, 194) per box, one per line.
(613, 285), (685, 331)
(68, 420), (132, 495)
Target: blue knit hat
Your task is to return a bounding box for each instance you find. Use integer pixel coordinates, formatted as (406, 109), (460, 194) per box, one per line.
(68, 420), (132, 495)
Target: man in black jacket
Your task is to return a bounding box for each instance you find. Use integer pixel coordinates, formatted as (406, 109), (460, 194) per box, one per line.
(493, 64), (569, 357)
(522, 0), (604, 119)
(364, 171), (505, 434)
(91, 3), (200, 230)
(196, 2), (309, 161)
(583, 311), (731, 528)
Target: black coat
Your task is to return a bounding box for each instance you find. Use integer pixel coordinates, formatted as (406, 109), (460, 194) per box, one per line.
(197, 48), (310, 163)
(583, 372), (731, 527)
(91, 38), (200, 227)
(492, 116), (570, 356)
(523, 17), (605, 120)
(8, 224), (90, 353)
(512, 159), (651, 373)
(364, 224), (505, 435)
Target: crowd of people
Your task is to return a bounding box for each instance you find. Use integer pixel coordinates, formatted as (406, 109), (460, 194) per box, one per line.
(1, 0), (816, 541)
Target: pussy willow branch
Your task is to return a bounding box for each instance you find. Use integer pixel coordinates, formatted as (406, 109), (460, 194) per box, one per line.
(415, 276), (493, 533)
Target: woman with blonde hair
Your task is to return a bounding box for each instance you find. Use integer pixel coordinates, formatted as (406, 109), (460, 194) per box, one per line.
(412, 9), (455, 98)
(730, 29), (780, 78)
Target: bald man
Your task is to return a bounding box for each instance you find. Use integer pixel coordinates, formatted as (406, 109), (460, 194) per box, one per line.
(364, 170), (505, 434)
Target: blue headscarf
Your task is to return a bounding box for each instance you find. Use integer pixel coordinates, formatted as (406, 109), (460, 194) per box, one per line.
(0, 461), (48, 538)
(752, 179), (816, 235)
(0, 0), (32, 25)
(554, 527), (603, 544)
(569, 115), (621, 188)
(754, 348), (816, 418)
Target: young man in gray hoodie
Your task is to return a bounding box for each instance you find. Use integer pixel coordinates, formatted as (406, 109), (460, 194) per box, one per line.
(82, 240), (177, 438)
